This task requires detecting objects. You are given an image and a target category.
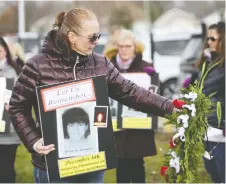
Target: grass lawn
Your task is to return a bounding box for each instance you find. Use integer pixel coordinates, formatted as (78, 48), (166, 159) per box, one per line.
(15, 132), (211, 183)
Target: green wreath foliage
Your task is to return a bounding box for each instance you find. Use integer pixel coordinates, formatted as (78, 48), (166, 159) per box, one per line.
(162, 82), (213, 183)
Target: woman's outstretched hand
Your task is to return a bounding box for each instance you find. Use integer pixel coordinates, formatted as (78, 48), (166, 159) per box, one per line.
(172, 99), (185, 113)
(33, 138), (55, 155)
(173, 107), (182, 113)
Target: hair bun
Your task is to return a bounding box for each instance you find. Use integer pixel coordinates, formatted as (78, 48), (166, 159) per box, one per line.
(54, 11), (67, 28)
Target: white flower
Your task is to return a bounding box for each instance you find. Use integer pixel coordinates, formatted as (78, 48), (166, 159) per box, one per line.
(171, 151), (177, 158)
(173, 127), (186, 145)
(177, 114), (189, 128)
(183, 104), (196, 117)
(180, 92), (198, 102)
(170, 151), (180, 173)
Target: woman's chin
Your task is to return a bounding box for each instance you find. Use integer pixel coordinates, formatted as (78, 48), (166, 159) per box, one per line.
(69, 136), (86, 141)
(70, 138), (80, 142)
(79, 50), (92, 55)
(86, 49), (93, 54)
(209, 48), (217, 52)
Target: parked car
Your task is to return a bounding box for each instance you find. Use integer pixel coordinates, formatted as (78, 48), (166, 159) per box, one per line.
(152, 29), (191, 98)
(174, 34), (205, 97)
(152, 24), (204, 99)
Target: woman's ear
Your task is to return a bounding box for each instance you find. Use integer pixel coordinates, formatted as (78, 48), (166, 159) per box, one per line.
(67, 31), (77, 45)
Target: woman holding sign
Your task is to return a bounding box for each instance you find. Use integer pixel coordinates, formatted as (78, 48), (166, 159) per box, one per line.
(9, 8), (177, 183)
(0, 37), (21, 183)
(104, 29), (158, 183)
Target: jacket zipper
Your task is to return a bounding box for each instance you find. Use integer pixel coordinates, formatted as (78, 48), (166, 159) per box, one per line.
(73, 56), (79, 80)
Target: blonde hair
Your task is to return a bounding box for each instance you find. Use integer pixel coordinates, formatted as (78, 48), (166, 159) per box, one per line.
(110, 25), (124, 35)
(117, 29), (144, 54)
(118, 29), (136, 43)
(11, 42), (25, 62)
(53, 8), (97, 36)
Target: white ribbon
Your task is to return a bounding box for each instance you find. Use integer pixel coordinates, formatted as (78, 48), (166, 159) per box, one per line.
(180, 92), (198, 102)
(182, 103), (196, 117)
(177, 114), (189, 128)
(173, 127), (186, 145)
(169, 151), (180, 173)
(171, 151), (177, 158)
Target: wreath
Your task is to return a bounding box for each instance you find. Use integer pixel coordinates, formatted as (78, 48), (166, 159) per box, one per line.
(160, 81), (214, 183)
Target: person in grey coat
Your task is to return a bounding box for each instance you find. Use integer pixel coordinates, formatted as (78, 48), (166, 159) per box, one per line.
(0, 36), (21, 183)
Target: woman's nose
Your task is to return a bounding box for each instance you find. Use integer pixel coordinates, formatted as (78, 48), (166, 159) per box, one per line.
(120, 47), (126, 52)
(93, 39), (99, 45)
(72, 125), (79, 130)
(207, 40), (212, 46)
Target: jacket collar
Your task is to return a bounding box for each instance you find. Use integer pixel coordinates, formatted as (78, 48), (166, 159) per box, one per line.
(41, 30), (91, 66)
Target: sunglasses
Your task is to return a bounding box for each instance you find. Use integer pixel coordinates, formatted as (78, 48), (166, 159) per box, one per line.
(71, 31), (101, 43)
(207, 37), (218, 42)
(88, 33), (101, 43)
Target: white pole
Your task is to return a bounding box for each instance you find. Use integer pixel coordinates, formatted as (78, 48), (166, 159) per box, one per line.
(18, 0), (25, 36)
(143, 1), (153, 62)
(143, 1), (151, 28)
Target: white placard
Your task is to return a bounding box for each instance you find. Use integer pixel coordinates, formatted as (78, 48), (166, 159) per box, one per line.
(121, 73), (151, 118)
(41, 79), (96, 112)
(121, 73), (151, 90)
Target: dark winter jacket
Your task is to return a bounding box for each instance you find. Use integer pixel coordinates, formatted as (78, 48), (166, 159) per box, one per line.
(199, 55), (225, 129)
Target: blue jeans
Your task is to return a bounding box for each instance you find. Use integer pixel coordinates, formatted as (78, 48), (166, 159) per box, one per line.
(204, 141), (225, 183)
(34, 167), (105, 183)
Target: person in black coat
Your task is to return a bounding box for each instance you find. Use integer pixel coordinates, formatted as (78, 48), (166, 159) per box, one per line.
(104, 29), (157, 183)
(184, 22), (225, 183)
(197, 22), (225, 183)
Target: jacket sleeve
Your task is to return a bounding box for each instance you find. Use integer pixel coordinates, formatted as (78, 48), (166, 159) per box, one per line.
(9, 58), (41, 152)
(105, 58), (174, 117)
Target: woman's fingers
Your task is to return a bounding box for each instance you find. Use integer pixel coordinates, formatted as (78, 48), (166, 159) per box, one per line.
(173, 107), (182, 113)
(38, 145), (55, 155)
(39, 147), (55, 155)
(36, 138), (55, 155)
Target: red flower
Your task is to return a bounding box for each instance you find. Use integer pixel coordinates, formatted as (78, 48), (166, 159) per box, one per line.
(160, 166), (168, 176)
(169, 137), (176, 148)
(172, 99), (185, 109)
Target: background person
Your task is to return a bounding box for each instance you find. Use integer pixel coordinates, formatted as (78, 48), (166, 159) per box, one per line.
(105, 29), (157, 183)
(198, 22), (225, 184)
(11, 42), (25, 72)
(185, 22), (225, 183)
(4, 38), (25, 73)
(103, 25), (124, 53)
(0, 36), (21, 183)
